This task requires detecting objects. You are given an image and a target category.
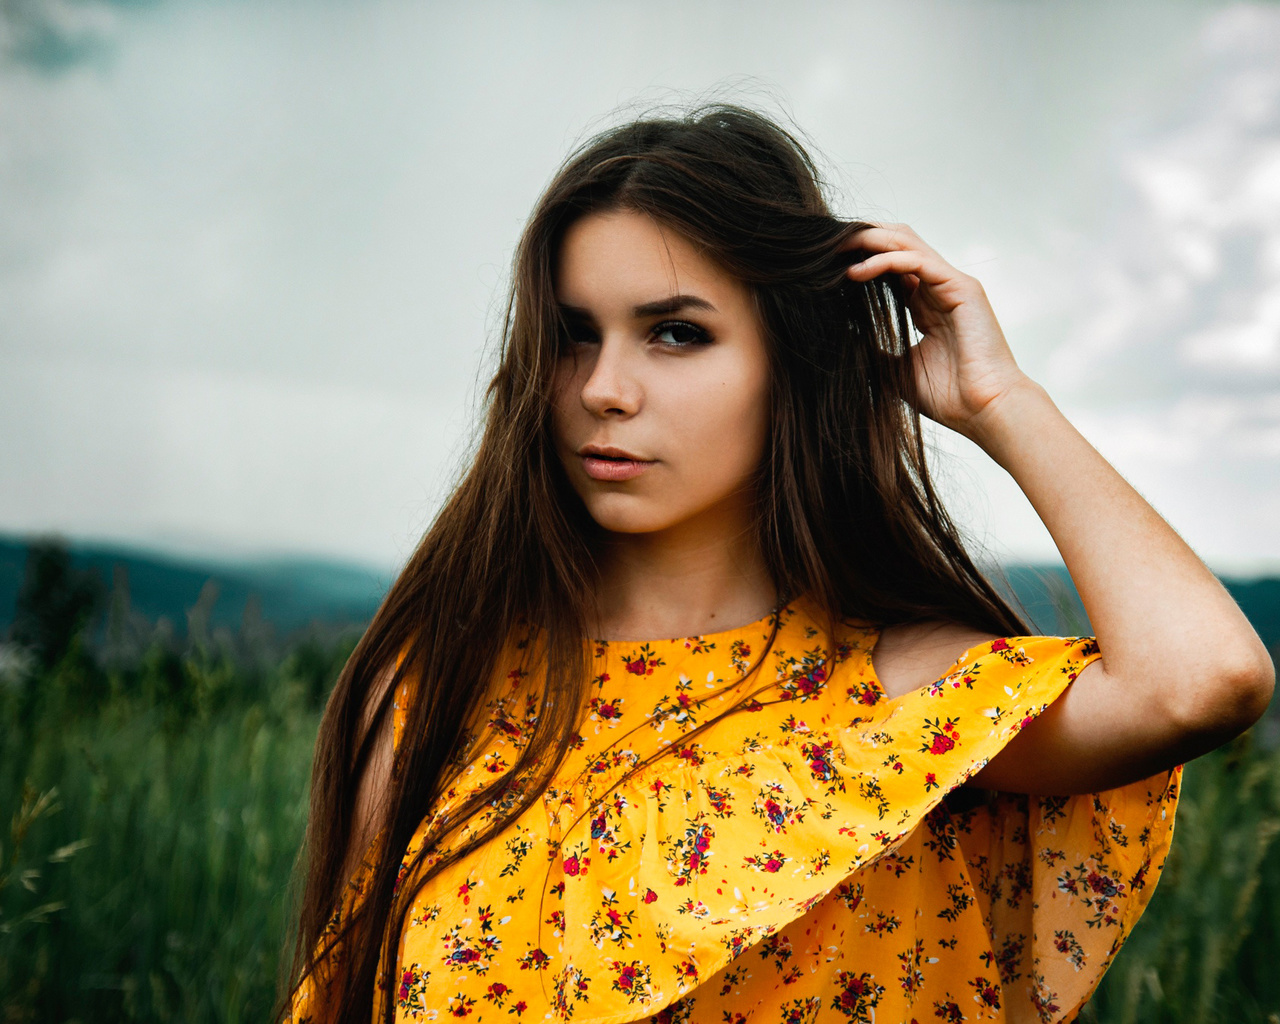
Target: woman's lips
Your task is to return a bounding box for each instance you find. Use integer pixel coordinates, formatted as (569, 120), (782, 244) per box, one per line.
(581, 455), (654, 482)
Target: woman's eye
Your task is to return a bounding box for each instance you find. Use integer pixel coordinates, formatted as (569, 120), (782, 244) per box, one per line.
(652, 321), (711, 347)
(561, 323), (598, 348)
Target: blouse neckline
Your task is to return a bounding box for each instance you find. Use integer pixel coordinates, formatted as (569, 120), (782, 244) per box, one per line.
(586, 597), (793, 646)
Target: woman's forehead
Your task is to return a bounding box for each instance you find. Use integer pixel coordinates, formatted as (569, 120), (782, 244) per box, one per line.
(554, 210), (750, 314)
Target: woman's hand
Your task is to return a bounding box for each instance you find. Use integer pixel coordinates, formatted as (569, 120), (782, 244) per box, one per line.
(843, 223), (1034, 441)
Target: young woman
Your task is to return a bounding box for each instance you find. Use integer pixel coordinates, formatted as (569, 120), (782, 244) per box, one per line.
(283, 105), (1273, 1024)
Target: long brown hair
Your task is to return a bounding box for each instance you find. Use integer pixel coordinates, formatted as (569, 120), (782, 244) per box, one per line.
(280, 103), (1029, 1022)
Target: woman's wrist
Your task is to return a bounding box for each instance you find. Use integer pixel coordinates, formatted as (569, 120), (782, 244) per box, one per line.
(958, 375), (1059, 468)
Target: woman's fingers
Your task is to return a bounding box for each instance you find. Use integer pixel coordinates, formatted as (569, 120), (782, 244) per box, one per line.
(845, 249), (958, 289)
(842, 224), (965, 284)
(841, 223), (937, 256)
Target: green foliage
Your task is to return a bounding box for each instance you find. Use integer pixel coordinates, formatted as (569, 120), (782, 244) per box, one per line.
(1, 585), (358, 1023)
(9, 538), (104, 672)
(1081, 731), (1280, 1024)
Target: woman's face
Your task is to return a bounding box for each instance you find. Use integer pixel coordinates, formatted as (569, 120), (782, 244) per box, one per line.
(551, 209), (771, 540)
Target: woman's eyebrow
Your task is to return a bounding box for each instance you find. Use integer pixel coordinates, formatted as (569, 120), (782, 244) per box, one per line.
(633, 294), (718, 317)
(556, 294), (720, 320)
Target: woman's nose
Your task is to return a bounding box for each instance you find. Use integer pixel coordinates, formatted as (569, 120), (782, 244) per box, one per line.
(578, 336), (641, 417)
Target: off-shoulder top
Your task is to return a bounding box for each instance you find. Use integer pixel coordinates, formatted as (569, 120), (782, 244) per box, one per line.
(300, 596), (1180, 1024)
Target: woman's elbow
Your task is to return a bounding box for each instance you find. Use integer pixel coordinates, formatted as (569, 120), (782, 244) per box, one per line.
(1233, 642), (1277, 727)
(1174, 638), (1276, 743)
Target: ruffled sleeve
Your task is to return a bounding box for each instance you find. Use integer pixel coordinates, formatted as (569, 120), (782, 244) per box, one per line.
(943, 769), (1179, 1022)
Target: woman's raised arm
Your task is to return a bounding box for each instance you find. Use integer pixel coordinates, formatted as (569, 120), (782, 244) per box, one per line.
(846, 223), (1275, 795)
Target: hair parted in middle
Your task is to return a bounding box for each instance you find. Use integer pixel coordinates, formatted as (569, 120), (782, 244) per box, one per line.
(283, 102), (1030, 1023)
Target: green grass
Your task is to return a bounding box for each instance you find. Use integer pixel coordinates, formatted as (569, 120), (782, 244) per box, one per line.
(1079, 728), (1280, 1024)
(0, 627), (352, 1024)
(2, 625), (1278, 1023)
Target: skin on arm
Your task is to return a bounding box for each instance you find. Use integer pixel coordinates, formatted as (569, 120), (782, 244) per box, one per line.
(294, 665), (397, 1023)
(341, 662), (399, 888)
(851, 224), (1275, 796)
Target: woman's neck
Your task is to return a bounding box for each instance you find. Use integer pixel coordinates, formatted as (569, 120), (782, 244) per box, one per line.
(588, 514), (777, 642)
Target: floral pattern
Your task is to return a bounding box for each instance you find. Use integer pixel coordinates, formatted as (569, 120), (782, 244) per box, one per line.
(291, 596), (1179, 1024)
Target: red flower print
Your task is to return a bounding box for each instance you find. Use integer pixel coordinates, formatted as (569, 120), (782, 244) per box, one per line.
(969, 976), (1001, 1009)
(929, 734), (955, 755)
(492, 718), (521, 738)
(991, 638), (1010, 652)
(1086, 871), (1122, 898)
(765, 798), (785, 826)
(446, 946), (482, 966)
(518, 948), (550, 971)
(832, 969), (885, 1020)
(765, 857), (783, 872)
(642, 888), (658, 903)
(625, 657), (646, 674)
(563, 855), (580, 876)
(934, 1000), (964, 1023)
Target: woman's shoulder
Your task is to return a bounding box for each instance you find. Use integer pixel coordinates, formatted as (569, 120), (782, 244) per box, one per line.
(869, 619), (1005, 701)
(795, 600), (1084, 705)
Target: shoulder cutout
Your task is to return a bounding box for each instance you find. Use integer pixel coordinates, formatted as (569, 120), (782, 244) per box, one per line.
(871, 620), (1001, 700)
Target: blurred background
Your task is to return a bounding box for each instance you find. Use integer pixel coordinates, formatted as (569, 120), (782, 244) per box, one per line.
(2, 1), (1278, 1021)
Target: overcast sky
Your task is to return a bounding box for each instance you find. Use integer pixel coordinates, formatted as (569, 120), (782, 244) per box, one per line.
(2, 0), (1278, 574)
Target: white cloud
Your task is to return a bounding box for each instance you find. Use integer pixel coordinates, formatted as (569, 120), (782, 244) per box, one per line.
(1053, 6), (1280, 392)
(1023, 4), (1280, 566)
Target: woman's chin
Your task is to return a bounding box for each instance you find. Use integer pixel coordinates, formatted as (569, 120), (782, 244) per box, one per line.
(578, 497), (680, 537)
(585, 512), (672, 536)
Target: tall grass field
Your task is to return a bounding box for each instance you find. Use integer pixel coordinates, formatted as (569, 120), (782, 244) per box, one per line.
(2, 544), (1278, 1022)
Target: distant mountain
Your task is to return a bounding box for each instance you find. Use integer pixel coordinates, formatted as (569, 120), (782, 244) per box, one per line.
(0, 535), (391, 637)
(1, 535), (1277, 655)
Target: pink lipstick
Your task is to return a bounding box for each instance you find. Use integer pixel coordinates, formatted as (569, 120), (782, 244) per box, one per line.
(579, 445), (654, 482)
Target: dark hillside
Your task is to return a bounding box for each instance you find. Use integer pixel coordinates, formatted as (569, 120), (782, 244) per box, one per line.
(0, 535), (389, 638)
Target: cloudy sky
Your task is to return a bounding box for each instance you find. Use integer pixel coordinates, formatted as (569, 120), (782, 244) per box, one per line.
(1, 0), (1278, 573)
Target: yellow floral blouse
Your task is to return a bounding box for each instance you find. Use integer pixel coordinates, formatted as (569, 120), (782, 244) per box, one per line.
(297, 596), (1180, 1024)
